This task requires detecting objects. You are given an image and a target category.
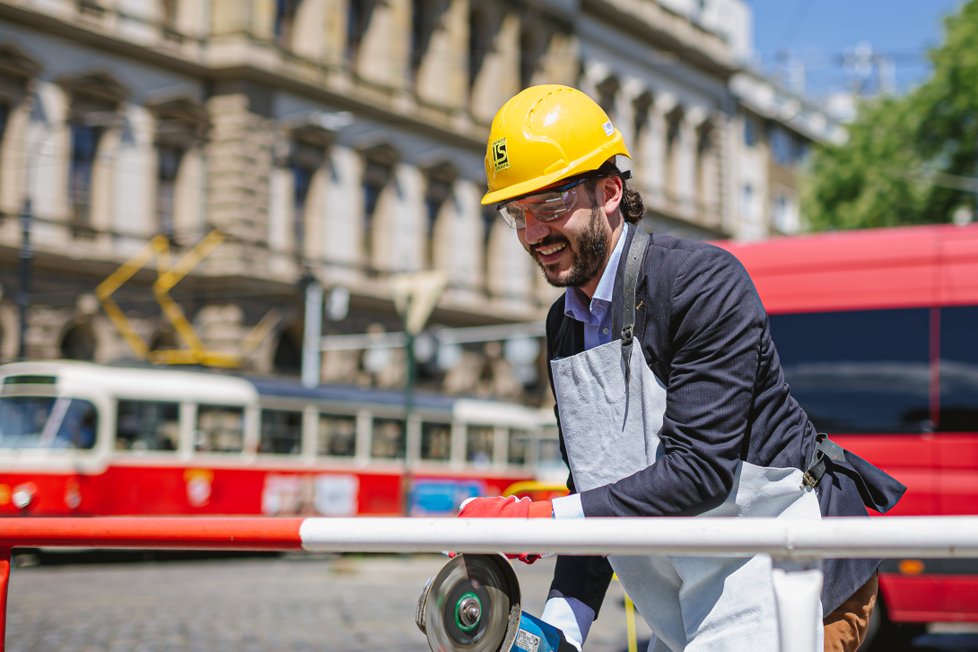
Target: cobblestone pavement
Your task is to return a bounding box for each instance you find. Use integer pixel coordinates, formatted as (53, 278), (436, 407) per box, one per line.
(6, 554), (977, 651)
(4, 553), (648, 652)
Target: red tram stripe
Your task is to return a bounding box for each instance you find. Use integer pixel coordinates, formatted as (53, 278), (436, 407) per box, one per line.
(0, 517), (306, 550)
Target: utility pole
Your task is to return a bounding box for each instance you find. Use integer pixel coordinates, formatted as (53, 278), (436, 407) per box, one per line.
(391, 271), (446, 516)
(17, 198), (32, 360)
(301, 274), (323, 388)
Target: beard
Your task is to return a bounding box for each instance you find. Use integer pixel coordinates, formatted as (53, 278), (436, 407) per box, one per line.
(534, 207), (609, 288)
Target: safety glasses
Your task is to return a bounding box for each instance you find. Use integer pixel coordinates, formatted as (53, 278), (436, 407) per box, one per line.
(496, 175), (597, 229)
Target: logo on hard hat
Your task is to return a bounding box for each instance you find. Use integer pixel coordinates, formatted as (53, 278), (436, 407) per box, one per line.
(491, 137), (510, 172)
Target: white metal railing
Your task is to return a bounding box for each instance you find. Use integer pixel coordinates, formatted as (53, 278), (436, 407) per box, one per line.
(3, 515), (977, 651)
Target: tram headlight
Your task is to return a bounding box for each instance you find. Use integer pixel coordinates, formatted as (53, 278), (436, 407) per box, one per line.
(12, 482), (36, 511)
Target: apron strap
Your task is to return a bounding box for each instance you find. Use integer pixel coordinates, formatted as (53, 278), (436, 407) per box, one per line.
(621, 226), (650, 383)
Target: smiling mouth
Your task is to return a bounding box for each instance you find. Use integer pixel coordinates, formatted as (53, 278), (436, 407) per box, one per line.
(533, 241), (567, 260)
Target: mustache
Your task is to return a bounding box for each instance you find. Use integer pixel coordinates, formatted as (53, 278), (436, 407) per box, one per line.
(531, 236), (569, 252)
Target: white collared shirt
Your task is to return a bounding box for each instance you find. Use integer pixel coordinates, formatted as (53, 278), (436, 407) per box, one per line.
(562, 222), (629, 351)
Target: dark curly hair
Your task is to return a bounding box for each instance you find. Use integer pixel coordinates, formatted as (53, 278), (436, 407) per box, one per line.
(587, 161), (645, 224)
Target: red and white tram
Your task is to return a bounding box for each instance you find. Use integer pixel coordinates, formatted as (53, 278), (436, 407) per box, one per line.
(0, 361), (561, 518)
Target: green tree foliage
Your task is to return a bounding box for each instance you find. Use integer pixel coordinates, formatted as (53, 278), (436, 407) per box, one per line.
(803, 0), (978, 231)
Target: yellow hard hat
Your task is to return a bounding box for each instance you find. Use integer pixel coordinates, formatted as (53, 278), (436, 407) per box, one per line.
(481, 84), (631, 206)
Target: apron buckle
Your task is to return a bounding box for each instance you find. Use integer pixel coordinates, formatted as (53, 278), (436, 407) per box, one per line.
(802, 433), (845, 489)
(621, 323), (634, 345)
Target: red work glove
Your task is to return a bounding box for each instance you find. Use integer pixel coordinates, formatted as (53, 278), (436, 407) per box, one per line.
(456, 496), (552, 564)
(458, 495), (553, 518)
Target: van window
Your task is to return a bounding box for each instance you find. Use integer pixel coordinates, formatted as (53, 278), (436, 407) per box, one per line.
(939, 306), (978, 431)
(769, 308), (931, 433)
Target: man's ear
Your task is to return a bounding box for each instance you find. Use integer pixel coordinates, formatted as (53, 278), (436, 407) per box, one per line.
(599, 175), (624, 216)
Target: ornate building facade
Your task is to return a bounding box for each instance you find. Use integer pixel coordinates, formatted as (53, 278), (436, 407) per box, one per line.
(0, 0), (841, 404)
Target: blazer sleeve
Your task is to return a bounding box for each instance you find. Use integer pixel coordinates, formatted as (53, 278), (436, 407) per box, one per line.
(580, 244), (765, 517)
(544, 297), (614, 617)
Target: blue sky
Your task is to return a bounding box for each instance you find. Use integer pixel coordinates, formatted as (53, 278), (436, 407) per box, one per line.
(748, 0), (965, 97)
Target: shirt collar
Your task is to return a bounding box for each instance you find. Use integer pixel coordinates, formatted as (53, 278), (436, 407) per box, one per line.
(564, 223), (630, 324)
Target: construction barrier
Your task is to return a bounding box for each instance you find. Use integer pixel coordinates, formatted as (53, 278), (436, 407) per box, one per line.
(3, 515), (978, 651)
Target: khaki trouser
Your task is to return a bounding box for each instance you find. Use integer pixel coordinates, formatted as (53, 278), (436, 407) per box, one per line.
(823, 573), (879, 651)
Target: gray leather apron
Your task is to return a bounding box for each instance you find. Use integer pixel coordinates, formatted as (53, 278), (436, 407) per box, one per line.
(549, 229), (823, 651)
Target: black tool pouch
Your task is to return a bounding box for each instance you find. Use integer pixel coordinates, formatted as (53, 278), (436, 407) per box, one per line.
(803, 433), (907, 514)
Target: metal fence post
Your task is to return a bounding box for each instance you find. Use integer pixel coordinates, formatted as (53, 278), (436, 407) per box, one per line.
(1, 545), (11, 652)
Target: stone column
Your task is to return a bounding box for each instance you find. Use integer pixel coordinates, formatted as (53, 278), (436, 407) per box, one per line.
(210, 0), (253, 36)
(646, 92), (675, 212)
(694, 113), (723, 228)
(321, 0), (347, 67)
(292, 0), (328, 60)
(676, 106), (706, 218)
(356, 0), (410, 91)
(205, 86), (275, 276)
(416, 0), (468, 111)
(537, 28), (577, 86)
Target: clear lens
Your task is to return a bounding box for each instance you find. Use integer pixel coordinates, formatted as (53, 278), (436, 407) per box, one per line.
(497, 182), (583, 229)
(496, 204), (523, 229)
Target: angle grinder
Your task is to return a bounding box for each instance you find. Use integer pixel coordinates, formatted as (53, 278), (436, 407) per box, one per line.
(416, 553), (577, 652)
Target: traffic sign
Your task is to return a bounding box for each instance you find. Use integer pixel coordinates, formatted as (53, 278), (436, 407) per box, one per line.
(390, 270), (446, 334)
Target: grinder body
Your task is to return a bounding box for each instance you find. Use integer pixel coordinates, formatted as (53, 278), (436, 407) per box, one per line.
(417, 553), (577, 652)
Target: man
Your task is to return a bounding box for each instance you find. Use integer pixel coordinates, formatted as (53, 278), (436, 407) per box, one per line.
(458, 84), (905, 651)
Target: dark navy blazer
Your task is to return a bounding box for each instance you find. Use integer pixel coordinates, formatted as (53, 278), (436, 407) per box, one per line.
(544, 226), (905, 618)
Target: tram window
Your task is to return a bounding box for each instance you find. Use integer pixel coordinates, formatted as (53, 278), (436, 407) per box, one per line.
(420, 421), (451, 461)
(116, 400), (178, 451)
(537, 436), (563, 468)
(769, 308), (931, 433)
(371, 417), (405, 459)
(939, 306), (978, 431)
(318, 413), (356, 457)
(0, 396), (53, 448)
(508, 429), (529, 465)
(259, 409), (302, 454)
(0, 396), (97, 450)
(195, 405), (244, 453)
(466, 424), (494, 466)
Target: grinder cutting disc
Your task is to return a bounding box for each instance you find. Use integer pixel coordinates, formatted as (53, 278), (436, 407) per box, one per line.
(418, 554), (522, 652)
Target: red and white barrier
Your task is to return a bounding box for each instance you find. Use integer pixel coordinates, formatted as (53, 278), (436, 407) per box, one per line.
(3, 515), (978, 651)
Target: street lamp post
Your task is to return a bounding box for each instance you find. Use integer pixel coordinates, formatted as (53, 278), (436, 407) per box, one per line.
(300, 273), (323, 388)
(401, 294), (417, 517)
(17, 197), (32, 360)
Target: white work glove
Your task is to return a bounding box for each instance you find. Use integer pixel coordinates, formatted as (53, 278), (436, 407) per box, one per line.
(541, 596), (595, 651)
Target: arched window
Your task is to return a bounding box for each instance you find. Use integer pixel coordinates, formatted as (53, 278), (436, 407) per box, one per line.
(59, 72), (128, 233)
(359, 143), (397, 272)
(273, 329), (302, 375)
(664, 106), (683, 204)
(149, 328), (179, 354)
(346, 0), (372, 65)
(468, 4), (492, 92)
(274, 0), (301, 49)
(60, 322), (96, 360)
(481, 205), (498, 293)
(411, 0), (439, 82)
(519, 22), (548, 89)
(148, 97), (208, 241)
(595, 76), (620, 120)
(422, 162), (456, 270)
